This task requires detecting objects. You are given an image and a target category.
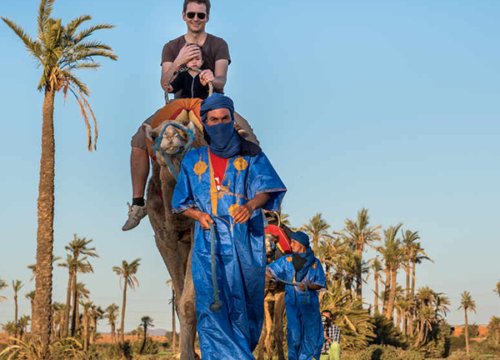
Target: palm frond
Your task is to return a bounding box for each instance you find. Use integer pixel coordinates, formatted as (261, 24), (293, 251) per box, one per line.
(65, 15), (92, 38)
(37, 0), (56, 35)
(69, 87), (92, 151)
(2, 17), (43, 62)
(74, 24), (115, 44)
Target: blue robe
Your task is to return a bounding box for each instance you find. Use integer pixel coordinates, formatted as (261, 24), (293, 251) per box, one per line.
(267, 255), (326, 360)
(172, 146), (286, 360)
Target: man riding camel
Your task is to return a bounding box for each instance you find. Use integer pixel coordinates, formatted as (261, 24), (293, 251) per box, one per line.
(172, 94), (286, 359)
(123, 0), (257, 231)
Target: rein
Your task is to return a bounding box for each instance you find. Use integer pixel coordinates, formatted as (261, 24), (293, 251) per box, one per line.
(152, 122), (195, 180)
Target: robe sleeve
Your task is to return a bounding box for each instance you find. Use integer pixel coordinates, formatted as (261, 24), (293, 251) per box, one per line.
(247, 152), (287, 211)
(172, 156), (196, 213)
(306, 259), (327, 289)
(266, 256), (288, 281)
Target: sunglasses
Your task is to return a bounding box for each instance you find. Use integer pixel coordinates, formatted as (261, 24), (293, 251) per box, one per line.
(186, 12), (206, 20)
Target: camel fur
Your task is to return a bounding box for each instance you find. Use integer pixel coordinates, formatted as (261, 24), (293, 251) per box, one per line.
(144, 113), (206, 360)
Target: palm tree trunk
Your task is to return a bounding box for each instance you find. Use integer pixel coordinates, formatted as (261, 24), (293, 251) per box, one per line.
(140, 324), (147, 354)
(64, 269), (72, 336)
(386, 267), (398, 320)
(33, 88), (56, 360)
(120, 281), (128, 343)
(30, 299), (34, 333)
(111, 322), (115, 343)
(71, 272), (78, 336)
(90, 316), (96, 345)
(404, 259), (410, 334)
(383, 268), (391, 316)
(396, 308), (401, 330)
(409, 260), (416, 336)
(465, 309), (469, 356)
(83, 307), (89, 352)
(172, 290), (176, 354)
(374, 275), (380, 316)
(355, 248), (363, 301)
(14, 295), (18, 338)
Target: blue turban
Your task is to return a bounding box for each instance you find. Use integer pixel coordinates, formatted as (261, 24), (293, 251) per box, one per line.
(291, 231), (310, 248)
(200, 93), (235, 123)
(200, 94), (241, 159)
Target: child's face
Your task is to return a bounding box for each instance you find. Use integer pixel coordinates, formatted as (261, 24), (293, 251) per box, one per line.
(186, 54), (203, 69)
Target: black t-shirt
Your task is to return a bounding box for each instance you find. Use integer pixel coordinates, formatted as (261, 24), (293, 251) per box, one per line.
(170, 72), (209, 100)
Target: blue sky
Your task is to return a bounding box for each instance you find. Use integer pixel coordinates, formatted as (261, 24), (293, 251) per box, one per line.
(1, 0), (499, 333)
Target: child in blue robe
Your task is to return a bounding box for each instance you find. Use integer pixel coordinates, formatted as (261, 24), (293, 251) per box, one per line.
(267, 231), (326, 360)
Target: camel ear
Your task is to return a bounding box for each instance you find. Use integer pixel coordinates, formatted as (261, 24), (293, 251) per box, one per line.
(143, 124), (158, 143)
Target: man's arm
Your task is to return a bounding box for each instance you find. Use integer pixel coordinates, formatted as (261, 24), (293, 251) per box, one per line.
(182, 208), (214, 230)
(297, 283), (322, 291)
(212, 59), (229, 90)
(161, 43), (201, 90)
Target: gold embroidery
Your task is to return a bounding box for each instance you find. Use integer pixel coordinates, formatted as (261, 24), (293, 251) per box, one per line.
(286, 256), (292, 263)
(233, 157), (248, 176)
(207, 149), (218, 216)
(312, 263), (316, 269)
(193, 155), (208, 182)
(228, 198), (241, 218)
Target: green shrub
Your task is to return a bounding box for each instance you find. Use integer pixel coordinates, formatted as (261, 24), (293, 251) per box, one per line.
(399, 350), (424, 360)
(132, 337), (160, 355)
(358, 344), (399, 360)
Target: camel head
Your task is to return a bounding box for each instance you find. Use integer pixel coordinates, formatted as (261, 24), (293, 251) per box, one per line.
(144, 119), (204, 179)
(265, 233), (278, 261)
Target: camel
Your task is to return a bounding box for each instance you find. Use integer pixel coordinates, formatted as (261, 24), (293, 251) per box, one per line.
(143, 99), (207, 360)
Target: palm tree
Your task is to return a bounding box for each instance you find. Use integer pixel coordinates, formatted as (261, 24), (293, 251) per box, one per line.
(487, 316), (500, 348)
(18, 315), (31, 340)
(51, 302), (64, 341)
(113, 259), (141, 343)
(0, 278), (8, 302)
(74, 282), (90, 335)
(377, 224), (403, 320)
(494, 281), (500, 315)
(2, 1), (116, 353)
(370, 259), (383, 316)
(89, 304), (104, 345)
(139, 316), (154, 355)
(1, 321), (17, 343)
(12, 280), (24, 338)
(63, 235), (99, 337)
(80, 301), (92, 351)
(105, 303), (119, 343)
(25, 291), (36, 326)
(458, 291), (477, 356)
(166, 279), (177, 354)
(27, 257), (61, 283)
(409, 242), (433, 335)
(341, 208), (381, 301)
(302, 213), (331, 253)
(401, 229), (420, 333)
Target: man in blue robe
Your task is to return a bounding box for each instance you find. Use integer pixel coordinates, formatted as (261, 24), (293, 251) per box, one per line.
(267, 231), (326, 360)
(172, 93), (286, 360)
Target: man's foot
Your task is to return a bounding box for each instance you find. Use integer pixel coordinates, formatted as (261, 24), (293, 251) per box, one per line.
(122, 202), (147, 231)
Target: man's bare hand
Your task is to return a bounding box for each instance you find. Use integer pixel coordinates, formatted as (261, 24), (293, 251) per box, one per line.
(233, 204), (254, 224)
(175, 43), (201, 66)
(200, 69), (214, 86)
(298, 283), (307, 291)
(197, 212), (214, 230)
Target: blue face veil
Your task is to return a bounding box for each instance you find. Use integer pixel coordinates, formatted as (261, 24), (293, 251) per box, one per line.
(291, 231), (315, 282)
(201, 94), (241, 159)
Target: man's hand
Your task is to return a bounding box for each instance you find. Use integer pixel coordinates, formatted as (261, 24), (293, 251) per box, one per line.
(233, 203), (255, 224)
(175, 43), (201, 67)
(197, 212), (214, 230)
(298, 282), (307, 291)
(182, 208), (214, 230)
(199, 69), (214, 86)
